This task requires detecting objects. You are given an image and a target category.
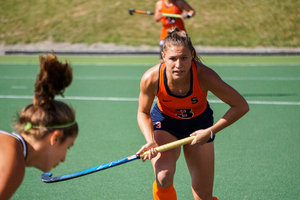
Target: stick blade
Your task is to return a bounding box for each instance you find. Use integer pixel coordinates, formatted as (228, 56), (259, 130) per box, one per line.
(129, 8), (135, 15)
(40, 172), (54, 183)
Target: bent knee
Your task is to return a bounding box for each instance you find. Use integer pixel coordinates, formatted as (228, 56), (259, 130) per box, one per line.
(156, 170), (175, 187)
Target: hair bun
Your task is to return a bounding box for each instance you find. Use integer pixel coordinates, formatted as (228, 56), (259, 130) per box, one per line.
(167, 27), (180, 35)
(34, 52), (73, 106)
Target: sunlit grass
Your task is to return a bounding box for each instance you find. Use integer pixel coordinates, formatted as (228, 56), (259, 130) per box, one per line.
(0, 0), (299, 47)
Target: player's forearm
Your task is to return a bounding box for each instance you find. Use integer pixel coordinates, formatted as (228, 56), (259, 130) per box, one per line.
(137, 112), (155, 143)
(210, 104), (249, 135)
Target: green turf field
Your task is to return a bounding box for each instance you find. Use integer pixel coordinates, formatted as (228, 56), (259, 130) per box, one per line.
(0, 55), (299, 199)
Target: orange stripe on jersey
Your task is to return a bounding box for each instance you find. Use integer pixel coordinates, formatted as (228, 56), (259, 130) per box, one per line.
(160, 0), (186, 40)
(156, 62), (208, 119)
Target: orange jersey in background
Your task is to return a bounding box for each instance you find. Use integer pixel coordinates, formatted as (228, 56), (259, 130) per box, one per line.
(156, 62), (208, 119)
(160, 0), (186, 40)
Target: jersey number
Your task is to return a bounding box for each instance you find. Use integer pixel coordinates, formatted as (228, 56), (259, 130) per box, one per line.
(155, 121), (162, 129)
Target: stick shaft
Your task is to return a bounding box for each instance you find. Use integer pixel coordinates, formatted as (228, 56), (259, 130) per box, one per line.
(136, 10), (154, 15)
(139, 136), (195, 158)
(162, 13), (182, 18)
(130, 9), (154, 15)
(41, 136), (195, 183)
(129, 9), (182, 18)
(41, 155), (138, 183)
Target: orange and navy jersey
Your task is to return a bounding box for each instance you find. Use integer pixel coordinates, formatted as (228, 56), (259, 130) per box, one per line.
(156, 61), (208, 119)
(160, 0), (186, 40)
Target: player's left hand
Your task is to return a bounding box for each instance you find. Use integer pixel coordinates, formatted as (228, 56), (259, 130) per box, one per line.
(190, 129), (211, 145)
(181, 13), (189, 19)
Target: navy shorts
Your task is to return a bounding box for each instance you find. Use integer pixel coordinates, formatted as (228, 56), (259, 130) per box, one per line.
(151, 102), (215, 142)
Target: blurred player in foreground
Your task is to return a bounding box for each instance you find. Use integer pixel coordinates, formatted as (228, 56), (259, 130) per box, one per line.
(0, 53), (78, 199)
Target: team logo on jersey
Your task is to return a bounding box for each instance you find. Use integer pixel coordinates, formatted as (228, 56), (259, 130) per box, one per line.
(190, 97), (198, 104)
(175, 109), (194, 119)
(166, 17), (176, 24)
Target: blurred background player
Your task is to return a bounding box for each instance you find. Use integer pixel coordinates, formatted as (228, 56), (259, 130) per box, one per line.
(0, 53), (78, 200)
(154, 0), (195, 62)
(137, 28), (249, 200)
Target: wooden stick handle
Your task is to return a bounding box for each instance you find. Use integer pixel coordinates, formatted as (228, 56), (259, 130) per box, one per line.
(139, 136), (195, 158)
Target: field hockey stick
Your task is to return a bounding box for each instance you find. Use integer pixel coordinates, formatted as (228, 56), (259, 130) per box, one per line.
(40, 136), (195, 183)
(129, 8), (182, 18)
(129, 8), (154, 15)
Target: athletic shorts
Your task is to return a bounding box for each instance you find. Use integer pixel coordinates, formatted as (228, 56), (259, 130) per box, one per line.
(150, 102), (215, 142)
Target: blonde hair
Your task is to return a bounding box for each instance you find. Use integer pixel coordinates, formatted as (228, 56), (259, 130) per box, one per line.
(162, 27), (201, 62)
(14, 52), (78, 143)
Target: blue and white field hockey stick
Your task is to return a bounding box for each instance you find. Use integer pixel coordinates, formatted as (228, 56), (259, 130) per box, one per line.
(40, 136), (195, 183)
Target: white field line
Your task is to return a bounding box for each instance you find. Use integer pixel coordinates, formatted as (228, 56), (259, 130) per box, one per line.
(0, 95), (299, 106)
(0, 62), (153, 67)
(1, 62), (299, 67)
(11, 86), (28, 89)
(207, 63), (300, 67)
(223, 77), (300, 81)
(0, 76), (299, 81)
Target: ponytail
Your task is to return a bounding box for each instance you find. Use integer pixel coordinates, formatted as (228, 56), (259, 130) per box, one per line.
(163, 27), (201, 62)
(14, 52), (78, 143)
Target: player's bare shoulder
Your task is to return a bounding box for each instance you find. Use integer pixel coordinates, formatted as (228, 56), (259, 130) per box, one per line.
(141, 64), (160, 83)
(155, 0), (163, 9)
(196, 61), (217, 80)
(140, 64), (160, 94)
(0, 133), (25, 184)
(195, 61), (221, 92)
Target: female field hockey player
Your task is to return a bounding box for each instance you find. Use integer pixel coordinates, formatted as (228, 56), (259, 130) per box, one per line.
(0, 53), (78, 200)
(136, 28), (249, 200)
(154, 0), (195, 61)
